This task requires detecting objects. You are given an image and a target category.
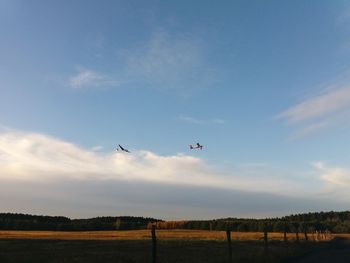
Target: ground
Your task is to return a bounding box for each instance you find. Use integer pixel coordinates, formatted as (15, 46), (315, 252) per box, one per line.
(292, 237), (350, 263)
(0, 230), (342, 263)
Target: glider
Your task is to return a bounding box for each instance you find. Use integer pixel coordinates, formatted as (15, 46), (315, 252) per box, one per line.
(189, 143), (203, 150)
(117, 144), (130, 153)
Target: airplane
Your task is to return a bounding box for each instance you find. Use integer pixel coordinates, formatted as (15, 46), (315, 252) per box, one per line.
(189, 143), (203, 150)
(117, 144), (130, 153)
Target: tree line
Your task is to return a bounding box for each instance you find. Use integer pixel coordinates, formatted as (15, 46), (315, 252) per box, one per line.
(149, 211), (350, 233)
(0, 213), (160, 231)
(1, 211), (350, 233)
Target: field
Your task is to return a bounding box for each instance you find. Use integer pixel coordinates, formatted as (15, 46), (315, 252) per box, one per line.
(0, 229), (331, 241)
(0, 230), (337, 263)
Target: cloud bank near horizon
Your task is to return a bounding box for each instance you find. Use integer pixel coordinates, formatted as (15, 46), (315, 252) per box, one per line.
(0, 129), (349, 218)
(0, 129), (306, 194)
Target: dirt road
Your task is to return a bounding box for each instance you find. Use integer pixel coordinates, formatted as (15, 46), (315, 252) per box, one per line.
(293, 238), (350, 263)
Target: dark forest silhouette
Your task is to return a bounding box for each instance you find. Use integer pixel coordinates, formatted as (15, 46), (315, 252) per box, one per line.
(1, 211), (350, 233)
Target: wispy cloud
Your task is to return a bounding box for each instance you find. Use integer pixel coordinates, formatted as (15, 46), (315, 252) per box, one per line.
(120, 30), (217, 93)
(277, 79), (350, 138)
(179, 115), (225, 125)
(277, 8), (350, 139)
(68, 68), (119, 89)
(68, 30), (218, 94)
(278, 85), (350, 123)
(288, 121), (330, 141)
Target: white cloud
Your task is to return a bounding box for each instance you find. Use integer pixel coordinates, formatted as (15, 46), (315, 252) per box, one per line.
(68, 69), (119, 89)
(3, 129), (350, 199)
(0, 130), (306, 196)
(1, 129), (350, 217)
(0, 130), (209, 184)
(312, 161), (350, 187)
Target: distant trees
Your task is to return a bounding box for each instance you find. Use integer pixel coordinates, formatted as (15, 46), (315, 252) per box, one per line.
(1, 211), (350, 233)
(148, 211), (350, 234)
(0, 213), (160, 231)
(147, 221), (186, 229)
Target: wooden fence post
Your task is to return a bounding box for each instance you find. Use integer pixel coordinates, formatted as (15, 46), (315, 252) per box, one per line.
(226, 225), (233, 263)
(296, 229), (299, 242)
(303, 224), (308, 241)
(263, 223), (269, 263)
(264, 223), (268, 249)
(151, 225), (157, 263)
(293, 222), (300, 243)
(283, 222), (288, 243)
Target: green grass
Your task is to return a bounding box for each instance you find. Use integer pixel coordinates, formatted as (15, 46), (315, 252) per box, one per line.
(0, 239), (330, 263)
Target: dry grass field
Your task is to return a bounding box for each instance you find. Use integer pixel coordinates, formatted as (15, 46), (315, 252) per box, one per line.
(0, 230), (336, 263)
(0, 229), (332, 241)
(333, 233), (350, 239)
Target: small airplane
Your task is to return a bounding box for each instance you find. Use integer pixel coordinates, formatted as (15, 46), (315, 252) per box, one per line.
(189, 143), (203, 150)
(116, 144), (130, 153)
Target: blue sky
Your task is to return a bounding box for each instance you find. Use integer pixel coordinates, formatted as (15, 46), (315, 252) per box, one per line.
(1, 0), (350, 219)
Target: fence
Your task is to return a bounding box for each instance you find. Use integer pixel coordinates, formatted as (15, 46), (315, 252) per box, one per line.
(149, 224), (332, 263)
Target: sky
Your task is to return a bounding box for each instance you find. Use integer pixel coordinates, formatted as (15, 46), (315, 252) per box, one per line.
(1, 0), (350, 219)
